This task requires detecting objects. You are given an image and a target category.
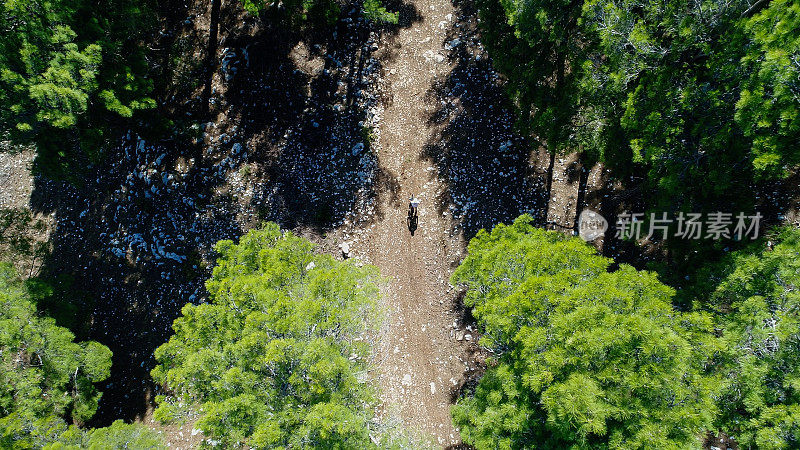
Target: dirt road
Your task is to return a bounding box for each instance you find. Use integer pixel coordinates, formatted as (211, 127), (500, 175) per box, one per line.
(363, 0), (473, 445)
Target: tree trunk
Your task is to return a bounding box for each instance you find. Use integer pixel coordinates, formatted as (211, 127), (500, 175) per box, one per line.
(543, 148), (557, 226)
(197, 0), (221, 164)
(573, 152), (590, 233)
(202, 0), (222, 119)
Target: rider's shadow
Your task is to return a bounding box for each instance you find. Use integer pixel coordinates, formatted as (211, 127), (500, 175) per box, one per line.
(407, 214), (418, 235)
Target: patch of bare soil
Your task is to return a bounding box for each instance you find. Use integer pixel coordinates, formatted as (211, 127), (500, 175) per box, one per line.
(0, 149), (53, 277)
(0, 148), (35, 210)
(140, 409), (203, 449)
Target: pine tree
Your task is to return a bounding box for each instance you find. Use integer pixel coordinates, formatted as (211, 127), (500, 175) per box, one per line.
(151, 223), (392, 448)
(0, 263), (113, 448)
(451, 216), (720, 448)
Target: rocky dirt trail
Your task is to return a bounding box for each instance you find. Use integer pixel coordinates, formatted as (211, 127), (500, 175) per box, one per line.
(361, 0), (475, 445)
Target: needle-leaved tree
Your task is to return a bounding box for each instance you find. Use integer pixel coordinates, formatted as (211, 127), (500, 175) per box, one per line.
(451, 216), (720, 448)
(699, 227), (800, 449)
(0, 263), (113, 447)
(152, 223), (396, 448)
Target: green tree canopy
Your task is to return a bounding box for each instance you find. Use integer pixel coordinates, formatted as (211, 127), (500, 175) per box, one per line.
(476, 0), (800, 211)
(0, 0), (156, 177)
(698, 227), (800, 449)
(735, 0), (800, 178)
(0, 262), (113, 448)
(151, 223), (392, 448)
(240, 0), (398, 24)
(44, 420), (166, 450)
(451, 216), (719, 449)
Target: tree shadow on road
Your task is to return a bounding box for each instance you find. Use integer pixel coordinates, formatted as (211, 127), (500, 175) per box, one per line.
(420, 0), (547, 241)
(220, 3), (419, 231)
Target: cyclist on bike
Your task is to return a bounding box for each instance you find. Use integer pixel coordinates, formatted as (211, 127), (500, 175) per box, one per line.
(409, 195), (420, 217)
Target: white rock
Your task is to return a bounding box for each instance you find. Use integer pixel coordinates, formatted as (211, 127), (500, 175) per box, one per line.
(402, 374), (412, 385)
(446, 38), (461, 49)
(430, 382), (436, 395)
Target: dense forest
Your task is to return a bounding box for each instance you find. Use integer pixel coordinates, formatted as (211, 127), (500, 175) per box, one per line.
(0, 0), (798, 447)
